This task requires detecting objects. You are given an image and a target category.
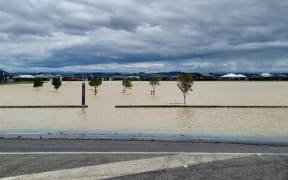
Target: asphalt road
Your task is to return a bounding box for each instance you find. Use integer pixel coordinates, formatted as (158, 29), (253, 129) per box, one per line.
(0, 153), (164, 178)
(1, 153), (287, 180)
(1, 139), (288, 153)
(110, 155), (288, 180)
(1, 139), (288, 179)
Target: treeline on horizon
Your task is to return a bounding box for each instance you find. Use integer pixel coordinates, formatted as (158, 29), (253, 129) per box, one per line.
(1, 69), (288, 81)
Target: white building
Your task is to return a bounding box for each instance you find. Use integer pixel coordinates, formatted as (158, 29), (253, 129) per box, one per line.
(13, 75), (35, 81)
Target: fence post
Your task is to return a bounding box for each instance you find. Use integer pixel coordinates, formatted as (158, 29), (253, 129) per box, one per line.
(82, 82), (86, 106)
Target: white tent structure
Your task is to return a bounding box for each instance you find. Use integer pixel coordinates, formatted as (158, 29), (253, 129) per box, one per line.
(260, 72), (273, 78)
(220, 73), (247, 80)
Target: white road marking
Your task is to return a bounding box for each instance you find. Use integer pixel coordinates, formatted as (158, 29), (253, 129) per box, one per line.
(2, 154), (249, 180)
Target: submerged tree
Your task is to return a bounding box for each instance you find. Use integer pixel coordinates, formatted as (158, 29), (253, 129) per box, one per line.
(177, 73), (194, 105)
(149, 77), (160, 95)
(122, 77), (133, 93)
(33, 77), (43, 90)
(52, 77), (62, 90)
(89, 76), (102, 95)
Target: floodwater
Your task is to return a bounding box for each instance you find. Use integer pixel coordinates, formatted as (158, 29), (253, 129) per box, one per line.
(0, 81), (288, 143)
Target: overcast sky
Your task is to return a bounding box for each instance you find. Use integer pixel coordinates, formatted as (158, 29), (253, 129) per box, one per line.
(0, 0), (288, 72)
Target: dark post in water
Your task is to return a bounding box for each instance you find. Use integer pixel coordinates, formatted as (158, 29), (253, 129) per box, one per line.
(82, 82), (86, 106)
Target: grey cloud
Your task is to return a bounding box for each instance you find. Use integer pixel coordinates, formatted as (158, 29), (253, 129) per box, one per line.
(0, 0), (288, 72)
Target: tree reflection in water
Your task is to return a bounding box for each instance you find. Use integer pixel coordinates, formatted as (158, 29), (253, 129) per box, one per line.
(176, 108), (196, 128)
(80, 108), (87, 122)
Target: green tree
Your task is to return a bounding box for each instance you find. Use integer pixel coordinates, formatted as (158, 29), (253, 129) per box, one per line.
(52, 77), (62, 90)
(149, 77), (160, 95)
(33, 77), (43, 90)
(177, 73), (194, 105)
(89, 76), (102, 95)
(122, 77), (133, 93)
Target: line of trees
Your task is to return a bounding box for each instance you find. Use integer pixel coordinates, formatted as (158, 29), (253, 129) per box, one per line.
(88, 73), (194, 105)
(33, 74), (194, 105)
(33, 77), (62, 91)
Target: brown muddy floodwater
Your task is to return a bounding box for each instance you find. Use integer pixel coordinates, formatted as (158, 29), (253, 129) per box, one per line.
(0, 81), (288, 143)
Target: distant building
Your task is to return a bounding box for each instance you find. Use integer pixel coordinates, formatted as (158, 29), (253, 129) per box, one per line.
(127, 76), (140, 80)
(110, 75), (140, 81)
(273, 74), (288, 81)
(247, 74), (263, 81)
(110, 75), (126, 80)
(193, 73), (217, 81)
(0, 69), (10, 82)
(62, 76), (83, 81)
(151, 74), (177, 81)
(35, 74), (51, 81)
(13, 75), (35, 82)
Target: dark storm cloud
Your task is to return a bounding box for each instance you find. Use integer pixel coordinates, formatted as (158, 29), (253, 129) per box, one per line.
(0, 0), (288, 72)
